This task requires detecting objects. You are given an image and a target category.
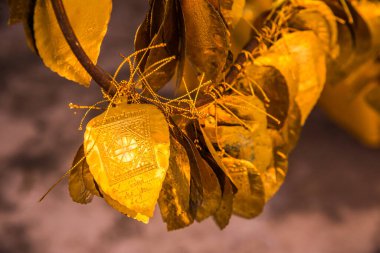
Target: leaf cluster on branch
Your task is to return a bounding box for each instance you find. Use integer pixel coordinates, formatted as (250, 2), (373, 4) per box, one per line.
(7, 0), (380, 230)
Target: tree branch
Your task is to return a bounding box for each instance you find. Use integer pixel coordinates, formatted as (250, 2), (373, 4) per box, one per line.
(51, 0), (117, 96)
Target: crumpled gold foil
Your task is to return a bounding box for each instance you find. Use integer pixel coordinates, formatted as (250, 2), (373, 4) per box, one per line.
(84, 103), (170, 223)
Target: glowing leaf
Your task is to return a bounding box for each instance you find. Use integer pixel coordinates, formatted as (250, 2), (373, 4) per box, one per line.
(84, 103), (170, 223)
(34, 0), (112, 85)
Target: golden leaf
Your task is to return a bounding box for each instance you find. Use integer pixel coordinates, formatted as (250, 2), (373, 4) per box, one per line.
(255, 31), (327, 124)
(84, 103), (170, 223)
(222, 157), (265, 218)
(289, 0), (339, 58)
(158, 136), (194, 230)
(34, 0), (112, 86)
(68, 145), (94, 204)
(241, 64), (289, 129)
(201, 95), (272, 218)
(181, 0), (229, 83)
(134, 0), (180, 91)
(7, 0), (37, 51)
(188, 121), (236, 228)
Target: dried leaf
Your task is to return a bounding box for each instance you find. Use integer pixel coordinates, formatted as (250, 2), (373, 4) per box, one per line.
(84, 104), (170, 223)
(7, 0), (37, 51)
(34, 0), (112, 85)
(158, 136), (194, 230)
(181, 0), (229, 83)
(68, 145), (94, 204)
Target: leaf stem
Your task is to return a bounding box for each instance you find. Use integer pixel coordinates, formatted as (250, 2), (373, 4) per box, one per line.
(51, 0), (117, 96)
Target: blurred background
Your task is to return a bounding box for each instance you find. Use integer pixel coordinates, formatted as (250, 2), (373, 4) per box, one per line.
(0, 1), (379, 253)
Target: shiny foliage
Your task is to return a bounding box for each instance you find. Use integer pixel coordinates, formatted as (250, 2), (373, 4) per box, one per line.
(7, 0), (380, 230)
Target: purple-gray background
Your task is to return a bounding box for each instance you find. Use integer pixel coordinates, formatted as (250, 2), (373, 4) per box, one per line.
(0, 1), (379, 252)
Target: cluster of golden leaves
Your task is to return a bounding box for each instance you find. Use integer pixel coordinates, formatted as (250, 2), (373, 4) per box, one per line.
(7, 0), (380, 230)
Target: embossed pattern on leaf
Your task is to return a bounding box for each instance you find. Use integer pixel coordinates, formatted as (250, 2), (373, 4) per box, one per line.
(34, 0), (112, 86)
(84, 104), (170, 223)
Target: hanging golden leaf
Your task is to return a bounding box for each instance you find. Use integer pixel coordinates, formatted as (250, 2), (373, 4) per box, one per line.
(241, 64), (289, 129)
(34, 0), (112, 86)
(68, 145), (94, 204)
(84, 103), (170, 223)
(255, 31), (327, 125)
(158, 136), (194, 230)
(181, 0), (229, 83)
(134, 0), (180, 91)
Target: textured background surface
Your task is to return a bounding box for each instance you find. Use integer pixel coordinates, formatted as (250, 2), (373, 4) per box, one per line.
(0, 1), (379, 253)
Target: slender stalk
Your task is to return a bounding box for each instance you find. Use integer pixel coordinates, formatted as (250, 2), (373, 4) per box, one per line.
(51, 0), (117, 96)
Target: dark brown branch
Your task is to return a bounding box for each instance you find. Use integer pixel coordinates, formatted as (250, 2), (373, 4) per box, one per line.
(51, 0), (117, 96)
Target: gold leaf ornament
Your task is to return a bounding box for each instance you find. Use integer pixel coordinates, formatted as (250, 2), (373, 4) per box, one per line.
(34, 0), (112, 85)
(68, 145), (97, 204)
(84, 103), (170, 223)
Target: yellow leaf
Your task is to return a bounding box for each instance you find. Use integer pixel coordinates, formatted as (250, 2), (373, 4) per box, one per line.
(84, 103), (170, 223)
(158, 136), (194, 230)
(34, 0), (112, 86)
(68, 145), (94, 204)
(255, 31), (327, 124)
